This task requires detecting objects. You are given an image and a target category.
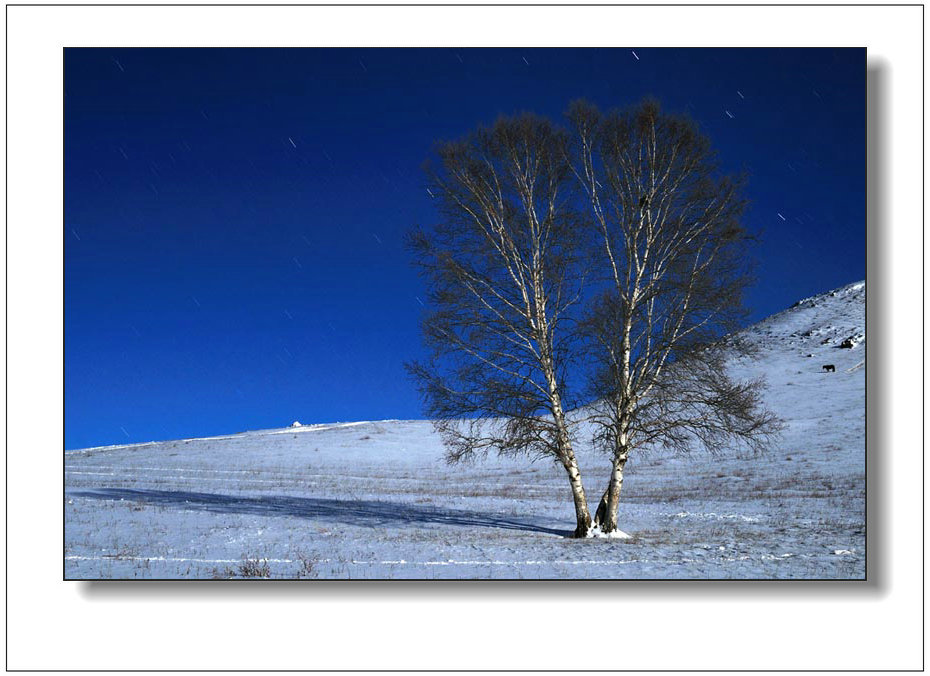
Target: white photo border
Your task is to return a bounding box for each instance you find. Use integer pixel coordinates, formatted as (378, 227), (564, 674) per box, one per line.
(6, 3), (923, 671)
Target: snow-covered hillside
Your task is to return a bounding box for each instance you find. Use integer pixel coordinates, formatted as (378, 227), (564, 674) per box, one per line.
(65, 281), (865, 579)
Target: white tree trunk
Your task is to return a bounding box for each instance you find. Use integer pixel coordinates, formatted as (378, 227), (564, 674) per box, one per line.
(563, 446), (592, 537)
(541, 330), (592, 537)
(594, 456), (626, 533)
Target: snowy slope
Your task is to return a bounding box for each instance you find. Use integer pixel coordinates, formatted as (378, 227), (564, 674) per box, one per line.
(65, 281), (865, 579)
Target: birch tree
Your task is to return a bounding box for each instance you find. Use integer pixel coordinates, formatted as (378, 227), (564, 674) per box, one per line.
(568, 100), (782, 534)
(407, 114), (594, 537)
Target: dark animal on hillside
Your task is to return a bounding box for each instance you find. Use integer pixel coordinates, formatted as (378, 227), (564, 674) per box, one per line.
(822, 364), (836, 373)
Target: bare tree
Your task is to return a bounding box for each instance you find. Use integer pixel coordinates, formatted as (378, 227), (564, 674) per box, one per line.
(407, 114), (594, 537)
(567, 99), (783, 534)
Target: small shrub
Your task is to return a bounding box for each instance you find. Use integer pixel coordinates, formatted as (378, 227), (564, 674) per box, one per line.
(294, 552), (317, 579)
(239, 556), (271, 578)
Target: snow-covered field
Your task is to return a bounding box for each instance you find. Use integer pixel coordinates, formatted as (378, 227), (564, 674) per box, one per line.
(65, 282), (865, 579)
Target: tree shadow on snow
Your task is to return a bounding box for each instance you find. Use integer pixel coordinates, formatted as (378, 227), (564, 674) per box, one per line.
(70, 488), (570, 537)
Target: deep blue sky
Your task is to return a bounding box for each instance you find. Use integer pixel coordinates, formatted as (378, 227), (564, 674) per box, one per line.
(65, 48), (865, 449)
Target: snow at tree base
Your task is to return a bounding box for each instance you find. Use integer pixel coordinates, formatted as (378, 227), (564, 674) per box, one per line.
(65, 281), (865, 579)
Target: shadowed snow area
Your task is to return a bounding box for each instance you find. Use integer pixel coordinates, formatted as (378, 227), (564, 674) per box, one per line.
(65, 282), (865, 579)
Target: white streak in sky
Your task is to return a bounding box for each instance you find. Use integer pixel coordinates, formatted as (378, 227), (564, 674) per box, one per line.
(777, 213), (787, 221)
(725, 110), (735, 119)
(288, 137), (297, 148)
(631, 50), (639, 60)
(737, 90), (745, 99)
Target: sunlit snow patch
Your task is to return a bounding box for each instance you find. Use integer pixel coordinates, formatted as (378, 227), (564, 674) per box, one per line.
(586, 525), (632, 539)
(671, 511), (760, 523)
